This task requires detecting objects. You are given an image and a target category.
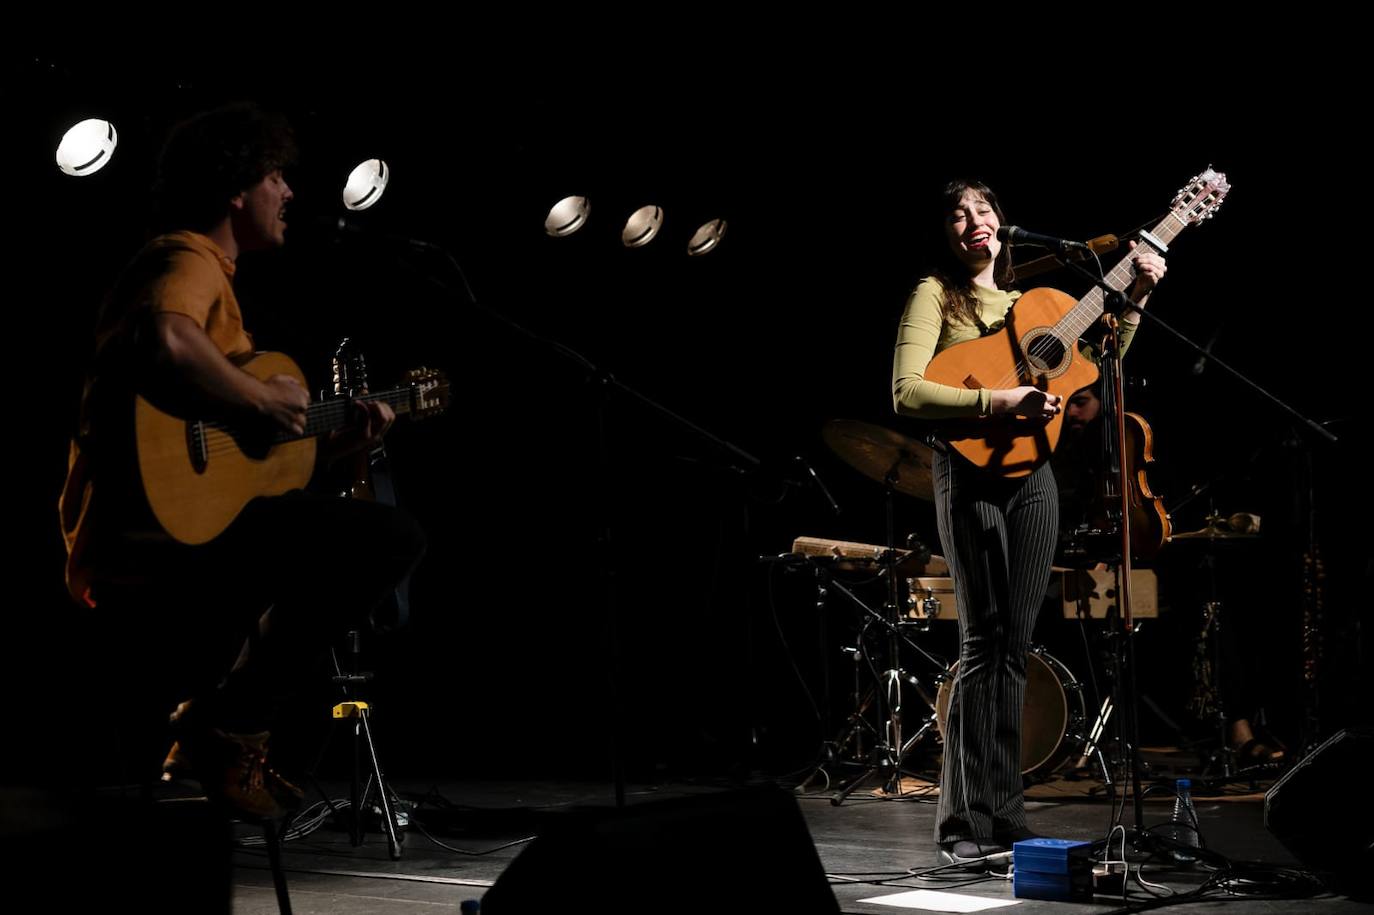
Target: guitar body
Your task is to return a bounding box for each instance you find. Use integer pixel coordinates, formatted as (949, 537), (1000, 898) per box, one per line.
(923, 287), (1100, 477)
(135, 352), (317, 545)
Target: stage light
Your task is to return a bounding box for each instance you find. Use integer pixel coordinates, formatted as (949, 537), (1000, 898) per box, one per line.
(55, 118), (117, 177)
(686, 218), (727, 256)
(545, 195), (591, 237)
(621, 205), (663, 248)
(343, 159), (389, 211)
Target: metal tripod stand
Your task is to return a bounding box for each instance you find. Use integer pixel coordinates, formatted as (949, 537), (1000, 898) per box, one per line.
(811, 475), (948, 804)
(287, 629), (405, 860)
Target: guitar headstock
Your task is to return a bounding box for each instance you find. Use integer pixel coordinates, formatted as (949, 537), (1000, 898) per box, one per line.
(404, 367), (450, 420)
(1171, 167), (1230, 226)
(332, 337), (369, 397)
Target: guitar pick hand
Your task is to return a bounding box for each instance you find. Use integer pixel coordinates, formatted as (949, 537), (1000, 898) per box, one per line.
(259, 374), (310, 435)
(991, 386), (1062, 420)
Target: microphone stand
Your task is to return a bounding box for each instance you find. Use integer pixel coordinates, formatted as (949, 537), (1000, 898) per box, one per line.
(360, 237), (768, 809)
(1054, 254), (1335, 447)
(1047, 241), (1336, 860)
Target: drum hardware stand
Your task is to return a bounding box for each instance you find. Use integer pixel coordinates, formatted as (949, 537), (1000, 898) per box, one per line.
(825, 641), (879, 772)
(1191, 528), (1292, 786)
(1077, 694), (1116, 785)
(801, 640), (942, 795)
(788, 545), (948, 801)
(790, 560), (879, 790)
(1073, 604), (1159, 790)
(1196, 590), (1238, 779)
(827, 469), (947, 804)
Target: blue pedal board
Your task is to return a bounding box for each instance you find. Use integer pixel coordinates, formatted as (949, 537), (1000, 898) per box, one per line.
(1012, 838), (1094, 902)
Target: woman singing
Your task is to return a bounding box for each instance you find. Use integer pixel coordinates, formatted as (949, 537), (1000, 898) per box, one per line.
(892, 179), (1164, 864)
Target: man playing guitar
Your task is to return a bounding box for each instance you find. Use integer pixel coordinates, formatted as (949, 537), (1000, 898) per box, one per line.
(59, 103), (426, 818)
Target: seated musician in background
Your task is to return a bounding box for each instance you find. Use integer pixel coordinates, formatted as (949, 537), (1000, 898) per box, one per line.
(59, 103), (426, 817)
(1051, 382), (1282, 767)
(1052, 383), (1108, 556)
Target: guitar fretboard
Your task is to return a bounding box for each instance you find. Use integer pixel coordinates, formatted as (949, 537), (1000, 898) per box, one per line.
(1052, 209), (1188, 346)
(200, 387), (414, 445)
(295, 389), (413, 442)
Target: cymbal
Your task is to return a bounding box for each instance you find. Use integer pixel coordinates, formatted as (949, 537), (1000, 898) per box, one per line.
(1170, 524), (1259, 541)
(822, 419), (935, 501)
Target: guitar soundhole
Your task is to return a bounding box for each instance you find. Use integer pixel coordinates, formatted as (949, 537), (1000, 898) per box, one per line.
(1022, 328), (1070, 378)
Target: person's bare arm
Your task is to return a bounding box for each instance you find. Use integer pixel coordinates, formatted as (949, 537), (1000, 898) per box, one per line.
(152, 312), (309, 434)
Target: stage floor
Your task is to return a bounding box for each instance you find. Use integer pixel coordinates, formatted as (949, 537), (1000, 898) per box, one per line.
(219, 767), (1367, 914)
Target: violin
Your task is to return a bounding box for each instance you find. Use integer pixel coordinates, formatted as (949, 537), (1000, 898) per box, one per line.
(1098, 320), (1171, 560)
(1055, 321), (1171, 565)
(1112, 410), (1172, 558)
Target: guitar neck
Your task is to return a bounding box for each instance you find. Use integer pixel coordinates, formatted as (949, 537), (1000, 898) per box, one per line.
(1056, 208), (1189, 343)
(298, 388), (414, 440)
(199, 387), (415, 445)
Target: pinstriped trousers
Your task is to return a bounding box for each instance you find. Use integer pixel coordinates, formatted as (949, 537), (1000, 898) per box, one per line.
(932, 448), (1058, 843)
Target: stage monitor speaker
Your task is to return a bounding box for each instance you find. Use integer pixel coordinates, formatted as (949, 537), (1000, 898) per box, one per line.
(3, 789), (232, 913)
(1264, 727), (1374, 876)
(481, 783), (839, 914)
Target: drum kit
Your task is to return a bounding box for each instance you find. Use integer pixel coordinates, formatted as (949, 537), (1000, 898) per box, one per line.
(796, 418), (1268, 799)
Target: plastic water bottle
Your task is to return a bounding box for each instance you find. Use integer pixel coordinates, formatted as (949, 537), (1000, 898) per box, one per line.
(1165, 778), (1202, 863)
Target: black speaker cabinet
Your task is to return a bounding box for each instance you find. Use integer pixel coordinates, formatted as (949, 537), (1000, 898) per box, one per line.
(482, 784), (839, 913)
(1264, 727), (1374, 876)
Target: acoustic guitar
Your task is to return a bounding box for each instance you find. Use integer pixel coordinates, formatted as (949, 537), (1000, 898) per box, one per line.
(135, 351), (448, 544)
(923, 168), (1229, 476)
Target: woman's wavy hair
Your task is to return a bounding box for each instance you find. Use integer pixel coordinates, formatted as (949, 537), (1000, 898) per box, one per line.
(927, 178), (1015, 327)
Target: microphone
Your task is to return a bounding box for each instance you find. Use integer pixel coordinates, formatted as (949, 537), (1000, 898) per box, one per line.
(996, 225), (1090, 253)
(1012, 234), (1119, 281)
(296, 214), (433, 250)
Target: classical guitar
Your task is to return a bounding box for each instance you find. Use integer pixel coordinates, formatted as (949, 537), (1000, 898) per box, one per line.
(923, 168), (1229, 477)
(135, 351), (448, 544)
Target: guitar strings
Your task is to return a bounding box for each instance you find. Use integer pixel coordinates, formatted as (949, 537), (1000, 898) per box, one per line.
(988, 249), (1135, 389)
(190, 389), (421, 458)
(983, 209), (1184, 391)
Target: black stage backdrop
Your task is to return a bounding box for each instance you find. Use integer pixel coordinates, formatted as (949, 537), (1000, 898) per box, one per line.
(8, 45), (1369, 787)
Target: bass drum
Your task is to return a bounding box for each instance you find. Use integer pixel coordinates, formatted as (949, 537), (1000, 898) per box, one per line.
(935, 648), (1086, 780)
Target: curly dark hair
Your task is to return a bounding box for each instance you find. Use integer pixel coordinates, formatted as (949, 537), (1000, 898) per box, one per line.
(153, 102), (297, 232)
(927, 178), (1015, 327)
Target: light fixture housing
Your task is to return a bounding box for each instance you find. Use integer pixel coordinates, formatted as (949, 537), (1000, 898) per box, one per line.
(55, 118), (118, 177)
(686, 218), (727, 256)
(343, 159), (390, 211)
(545, 195), (591, 237)
(621, 205), (664, 248)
